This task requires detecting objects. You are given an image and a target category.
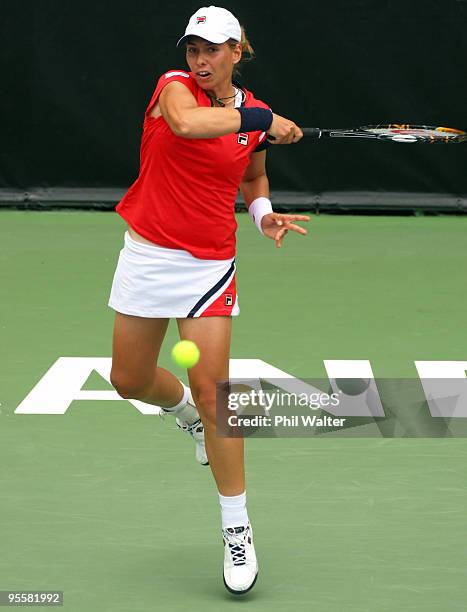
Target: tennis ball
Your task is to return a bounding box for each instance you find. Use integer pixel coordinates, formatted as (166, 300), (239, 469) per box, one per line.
(171, 340), (200, 369)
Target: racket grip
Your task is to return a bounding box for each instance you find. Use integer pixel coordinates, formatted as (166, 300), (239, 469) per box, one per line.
(302, 128), (321, 138)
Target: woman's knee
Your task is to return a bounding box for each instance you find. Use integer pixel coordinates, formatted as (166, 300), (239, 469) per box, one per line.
(110, 369), (153, 400)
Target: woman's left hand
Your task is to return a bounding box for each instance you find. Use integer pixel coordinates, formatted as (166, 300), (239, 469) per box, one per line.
(261, 213), (310, 248)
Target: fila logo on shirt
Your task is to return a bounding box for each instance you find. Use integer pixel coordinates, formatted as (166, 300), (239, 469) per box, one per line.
(238, 133), (249, 146)
(225, 294), (233, 306)
(196, 16), (206, 24)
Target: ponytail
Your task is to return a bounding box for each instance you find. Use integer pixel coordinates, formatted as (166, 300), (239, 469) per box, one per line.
(228, 26), (255, 76)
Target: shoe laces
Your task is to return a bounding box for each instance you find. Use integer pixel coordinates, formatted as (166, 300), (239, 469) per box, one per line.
(159, 410), (203, 434)
(176, 417), (204, 437)
(223, 526), (249, 566)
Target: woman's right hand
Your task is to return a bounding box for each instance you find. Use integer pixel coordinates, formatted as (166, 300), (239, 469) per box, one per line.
(268, 113), (303, 144)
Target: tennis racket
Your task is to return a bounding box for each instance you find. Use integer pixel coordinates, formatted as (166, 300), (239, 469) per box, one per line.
(301, 124), (466, 144)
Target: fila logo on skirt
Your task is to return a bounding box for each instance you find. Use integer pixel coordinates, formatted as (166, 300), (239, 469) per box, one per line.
(238, 133), (249, 146)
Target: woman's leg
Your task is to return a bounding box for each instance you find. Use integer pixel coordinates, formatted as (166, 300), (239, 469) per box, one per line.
(177, 315), (258, 594)
(110, 312), (207, 463)
(110, 312), (182, 407)
(176, 316), (244, 495)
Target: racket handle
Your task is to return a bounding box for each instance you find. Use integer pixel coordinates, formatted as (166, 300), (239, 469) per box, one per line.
(302, 128), (322, 138)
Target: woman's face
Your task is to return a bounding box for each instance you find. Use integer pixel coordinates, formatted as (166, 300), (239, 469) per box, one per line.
(186, 36), (241, 90)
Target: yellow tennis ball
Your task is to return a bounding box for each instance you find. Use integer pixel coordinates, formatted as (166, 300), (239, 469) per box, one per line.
(171, 340), (200, 369)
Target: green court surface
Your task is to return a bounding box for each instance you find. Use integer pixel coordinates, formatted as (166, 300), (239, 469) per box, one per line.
(1, 210), (466, 611)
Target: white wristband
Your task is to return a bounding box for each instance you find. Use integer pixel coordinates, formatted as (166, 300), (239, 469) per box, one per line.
(248, 197), (273, 235)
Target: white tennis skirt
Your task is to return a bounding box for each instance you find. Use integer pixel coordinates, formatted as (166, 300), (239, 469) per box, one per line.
(108, 232), (239, 318)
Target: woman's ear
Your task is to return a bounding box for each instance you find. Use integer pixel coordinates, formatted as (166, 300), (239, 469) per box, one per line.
(232, 43), (242, 65)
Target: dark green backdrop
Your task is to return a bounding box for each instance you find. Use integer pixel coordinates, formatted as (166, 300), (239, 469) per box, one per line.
(2, 0), (467, 202)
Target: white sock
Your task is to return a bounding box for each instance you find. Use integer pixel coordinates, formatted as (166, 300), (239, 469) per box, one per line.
(219, 491), (249, 529)
(162, 382), (199, 425)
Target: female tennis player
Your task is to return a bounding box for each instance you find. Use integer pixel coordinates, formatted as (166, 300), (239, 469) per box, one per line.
(108, 5), (309, 595)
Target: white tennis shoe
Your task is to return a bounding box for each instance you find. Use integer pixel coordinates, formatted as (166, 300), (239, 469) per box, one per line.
(176, 416), (209, 466)
(222, 523), (258, 594)
(160, 387), (208, 466)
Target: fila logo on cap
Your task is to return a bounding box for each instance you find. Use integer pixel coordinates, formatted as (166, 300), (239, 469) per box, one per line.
(196, 16), (206, 24)
(238, 133), (249, 146)
(225, 294), (233, 306)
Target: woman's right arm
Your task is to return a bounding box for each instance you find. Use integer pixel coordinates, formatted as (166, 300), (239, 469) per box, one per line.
(159, 81), (241, 138)
(159, 81), (302, 143)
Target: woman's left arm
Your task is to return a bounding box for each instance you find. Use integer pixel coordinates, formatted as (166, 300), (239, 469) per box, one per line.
(239, 151), (310, 248)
